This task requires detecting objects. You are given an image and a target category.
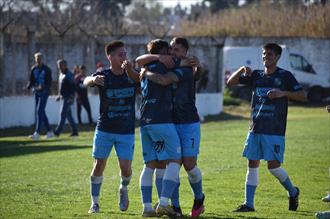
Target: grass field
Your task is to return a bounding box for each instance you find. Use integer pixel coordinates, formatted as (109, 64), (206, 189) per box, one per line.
(0, 104), (329, 219)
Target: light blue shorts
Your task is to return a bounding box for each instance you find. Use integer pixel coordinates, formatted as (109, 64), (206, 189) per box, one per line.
(175, 122), (201, 157)
(242, 132), (285, 163)
(92, 129), (134, 160)
(140, 123), (181, 163)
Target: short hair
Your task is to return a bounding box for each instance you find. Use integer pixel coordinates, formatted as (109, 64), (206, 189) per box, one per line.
(79, 65), (86, 70)
(34, 52), (42, 57)
(147, 39), (169, 54)
(105, 40), (125, 56)
(171, 37), (189, 51)
(57, 59), (67, 66)
(263, 43), (282, 56)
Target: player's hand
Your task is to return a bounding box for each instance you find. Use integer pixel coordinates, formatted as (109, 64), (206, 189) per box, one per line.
(140, 68), (147, 80)
(159, 55), (174, 68)
(241, 66), (252, 76)
(121, 60), (133, 71)
(267, 89), (286, 99)
(35, 85), (43, 91)
(93, 75), (105, 86)
(189, 56), (200, 68)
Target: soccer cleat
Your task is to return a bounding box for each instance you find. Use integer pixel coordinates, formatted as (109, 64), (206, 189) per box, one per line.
(88, 203), (100, 213)
(29, 132), (40, 140)
(190, 194), (205, 217)
(141, 209), (158, 217)
(233, 204), (255, 212)
(70, 133), (79, 137)
(156, 204), (177, 217)
(46, 131), (54, 139)
(173, 205), (183, 218)
(289, 187), (299, 211)
(119, 188), (129, 211)
(315, 211), (330, 219)
(322, 194), (330, 202)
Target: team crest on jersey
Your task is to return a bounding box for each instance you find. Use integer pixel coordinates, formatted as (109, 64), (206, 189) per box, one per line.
(274, 78), (282, 87)
(153, 140), (165, 153)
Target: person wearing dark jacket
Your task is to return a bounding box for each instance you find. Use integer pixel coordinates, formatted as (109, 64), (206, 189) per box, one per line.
(75, 65), (93, 124)
(27, 52), (53, 140)
(54, 59), (78, 137)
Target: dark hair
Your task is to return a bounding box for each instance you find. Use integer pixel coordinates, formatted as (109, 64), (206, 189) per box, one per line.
(147, 39), (169, 54)
(57, 59), (67, 66)
(105, 40), (125, 56)
(79, 65), (86, 70)
(171, 37), (189, 51)
(263, 43), (282, 56)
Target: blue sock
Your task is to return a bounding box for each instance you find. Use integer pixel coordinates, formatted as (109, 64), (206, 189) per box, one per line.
(245, 185), (257, 208)
(155, 168), (165, 199)
(171, 181), (180, 208)
(91, 176), (103, 204)
(189, 180), (203, 200)
(281, 178), (297, 197)
(160, 163), (180, 206)
(141, 186), (152, 203)
(188, 167), (203, 200)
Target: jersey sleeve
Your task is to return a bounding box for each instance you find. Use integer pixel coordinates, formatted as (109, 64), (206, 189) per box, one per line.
(173, 68), (192, 82)
(238, 70), (256, 86)
(285, 71), (303, 91)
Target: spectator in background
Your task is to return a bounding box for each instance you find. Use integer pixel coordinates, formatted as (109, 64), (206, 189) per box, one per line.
(53, 59), (78, 137)
(73, 65), (80, 75)
(27, 52), (53, 140)
(196, 64), (209, 93)
(96, 62), (104, 72)
(75, 65), (93, 125)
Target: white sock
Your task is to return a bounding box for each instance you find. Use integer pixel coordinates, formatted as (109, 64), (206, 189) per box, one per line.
(246, 167), (259, 186)
(187, 166), (202, 183)
(120, 174), (132, 190)
(269, 167), (288, 182)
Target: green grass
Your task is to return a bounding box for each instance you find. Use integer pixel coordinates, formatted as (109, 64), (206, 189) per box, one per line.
(1, 104), (329, 218)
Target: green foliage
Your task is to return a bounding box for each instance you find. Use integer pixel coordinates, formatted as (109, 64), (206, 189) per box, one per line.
(0, 105), (329, 218)
(178, 3), (330, 38)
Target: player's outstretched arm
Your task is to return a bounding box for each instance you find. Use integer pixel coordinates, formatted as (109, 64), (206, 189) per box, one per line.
(267, 89), (307, 102)
(227, 66), (252, 86)
(141, 68), (178, 86)
(136, 54), (174, 68)
(84, 75), (105, 87)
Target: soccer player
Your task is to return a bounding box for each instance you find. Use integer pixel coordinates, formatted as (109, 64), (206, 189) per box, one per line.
(53, 59), (78, 137)
(27, 52), (53, 140)
(227, 43), (307, 212)
(136, 39), (183, 217)
(140, 37), (205, 217)
(83, 40), (139, 214)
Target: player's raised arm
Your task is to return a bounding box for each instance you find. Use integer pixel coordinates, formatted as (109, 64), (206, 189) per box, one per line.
(121, 60), (140, 82)
(141, 68), (178, 86)
(226, 66), (252, 86)
(136, 54), (174, 68)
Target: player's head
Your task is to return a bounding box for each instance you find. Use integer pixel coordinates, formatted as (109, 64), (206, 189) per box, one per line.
(170, 37), (189, 58)
(105, 40), (127, 68)
(73, 65), (80, 74)
(34, 52), (43, 66)
(262, 43), (282, 68)
(147, 39), (170, 55)
(79, 65), (86, 75)
(57, 59), (67, 73)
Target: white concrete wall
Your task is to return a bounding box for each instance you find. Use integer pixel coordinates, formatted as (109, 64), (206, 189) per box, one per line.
(0, 93), (223, 129)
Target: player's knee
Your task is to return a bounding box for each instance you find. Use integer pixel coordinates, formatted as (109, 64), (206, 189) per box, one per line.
(183, 161), (195, 171)
(120, 166), (132, 177)
(267, 160), (280, 169)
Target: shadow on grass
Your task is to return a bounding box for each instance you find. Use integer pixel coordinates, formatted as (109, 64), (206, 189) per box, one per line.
(0, 139), (89, 158)
(202, 112), (248, 123)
